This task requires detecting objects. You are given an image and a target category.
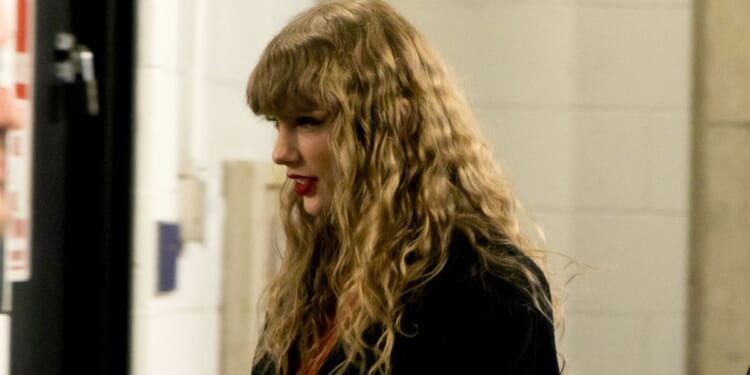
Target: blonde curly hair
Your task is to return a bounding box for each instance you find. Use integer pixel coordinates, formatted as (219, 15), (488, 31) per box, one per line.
(247, 1), (557, 374)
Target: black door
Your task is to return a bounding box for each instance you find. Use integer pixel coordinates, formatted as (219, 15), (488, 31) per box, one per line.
(10, 0), (134, 374)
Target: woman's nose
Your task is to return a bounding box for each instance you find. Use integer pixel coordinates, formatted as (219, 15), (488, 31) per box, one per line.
(272, 128), (297, 165)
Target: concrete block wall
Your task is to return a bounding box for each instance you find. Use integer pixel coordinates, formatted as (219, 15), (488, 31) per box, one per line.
(132, 0), (312, 374)
(133, 0), (692, 374)
(393, 1), (692, 374)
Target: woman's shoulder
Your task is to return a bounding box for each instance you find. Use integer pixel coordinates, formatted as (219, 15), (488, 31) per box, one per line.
(417, 230), (549, 311)
(392, 231), (560, 373)
(399, 230), (555, 342)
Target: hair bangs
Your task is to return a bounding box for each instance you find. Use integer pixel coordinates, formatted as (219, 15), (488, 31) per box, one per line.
(247, 36), (341, 117)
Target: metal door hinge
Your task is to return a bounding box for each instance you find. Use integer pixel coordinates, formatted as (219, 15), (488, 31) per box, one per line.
(54, 32), (100, 116)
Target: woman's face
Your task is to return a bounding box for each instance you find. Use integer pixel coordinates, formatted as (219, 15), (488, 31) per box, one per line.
(271, 110), (334, 216)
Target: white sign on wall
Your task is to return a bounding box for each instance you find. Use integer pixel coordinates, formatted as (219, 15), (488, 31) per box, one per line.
(1, 0), (34, 282)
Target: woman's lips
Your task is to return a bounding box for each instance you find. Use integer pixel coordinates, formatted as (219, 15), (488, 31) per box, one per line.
(288, 174), (318, 195)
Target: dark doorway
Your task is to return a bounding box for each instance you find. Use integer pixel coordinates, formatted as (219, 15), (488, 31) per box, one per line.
(10, 0), (134, 374)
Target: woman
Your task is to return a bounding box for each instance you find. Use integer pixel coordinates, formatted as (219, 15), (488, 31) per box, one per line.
(246, 0), (560, 374)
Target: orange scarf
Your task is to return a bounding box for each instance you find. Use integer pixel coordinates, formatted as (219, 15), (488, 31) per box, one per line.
(296, 322), (338, 375)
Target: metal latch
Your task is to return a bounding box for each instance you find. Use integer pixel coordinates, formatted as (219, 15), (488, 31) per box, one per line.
(54, 32), (100, 116)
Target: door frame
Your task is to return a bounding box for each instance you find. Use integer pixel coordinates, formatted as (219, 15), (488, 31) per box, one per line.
(10, 0), (135, 374)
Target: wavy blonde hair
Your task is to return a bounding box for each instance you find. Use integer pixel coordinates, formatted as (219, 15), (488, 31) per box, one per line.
(247, 1), (557, 374)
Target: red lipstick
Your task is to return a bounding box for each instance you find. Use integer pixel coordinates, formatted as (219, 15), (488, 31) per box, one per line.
(288, 174), (318, 195)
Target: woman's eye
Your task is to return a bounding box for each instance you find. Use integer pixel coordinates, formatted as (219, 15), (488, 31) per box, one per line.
(295, 116), (323, 127)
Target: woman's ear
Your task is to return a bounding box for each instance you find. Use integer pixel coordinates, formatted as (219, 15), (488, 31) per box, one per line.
(397, 97), (413, 139)
(398, 97), (411, 117)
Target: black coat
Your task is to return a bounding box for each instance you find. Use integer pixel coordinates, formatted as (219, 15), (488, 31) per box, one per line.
(253, 232), (561, 374)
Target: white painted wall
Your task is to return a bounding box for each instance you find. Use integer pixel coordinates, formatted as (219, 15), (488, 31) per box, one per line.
(132, 0), (313, 374)
(133, 0), (692, 374)
(393, 1), (691, 374)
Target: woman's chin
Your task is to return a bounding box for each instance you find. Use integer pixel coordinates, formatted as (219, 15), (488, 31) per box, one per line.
(302, 198), (322, 216)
